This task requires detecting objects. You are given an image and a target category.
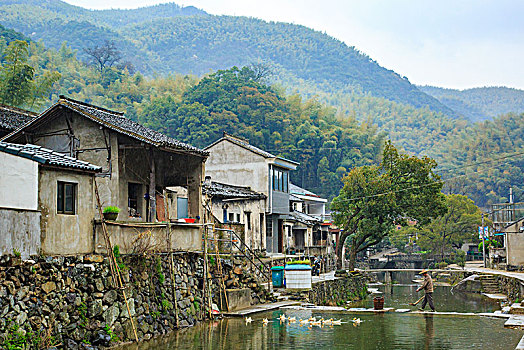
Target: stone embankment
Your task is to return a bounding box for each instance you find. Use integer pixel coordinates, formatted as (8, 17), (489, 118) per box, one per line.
(0, 253), (271, 349)
(282, 271), (368, 306)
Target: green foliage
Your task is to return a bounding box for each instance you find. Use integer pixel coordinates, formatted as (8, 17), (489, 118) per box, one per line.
(103, 324), (120, 343)
(1, 320), (57, 350)
(331, 141), (447, 269)
(0, 39), (60, 108)
(113, 245), (126, 271)
(78, 301), (88, 328)
(103, 206), (121, 214)
(12, 248), (21, 258)
(478, 239), (501, 251)
(155, 257), (165, 284)
(396, 194), (485, 259)
(287, 260), (311, 265)
(207, 255), (216, 267)
(420, 85), (524, 122)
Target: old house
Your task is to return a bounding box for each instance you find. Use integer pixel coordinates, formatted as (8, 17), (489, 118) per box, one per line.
(202, 178), (266, 251)
(0, 104), (37, 138)
(0, 142), (101, 257)
(503, 217), (524, 268)
(287, 183), (332, 256)
(205, 133), (299, 255)
(2, 96), (208, 254)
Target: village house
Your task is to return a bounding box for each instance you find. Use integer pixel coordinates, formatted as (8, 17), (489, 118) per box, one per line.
(2, 96), (208, 254)
(502, 217), (524, 268)
(0, 104), (37, 138)
(204, 133), (299, 255)
(202, 177), (267, 252)
(0, 141), (101, 257)
(287, 183), (333, 256)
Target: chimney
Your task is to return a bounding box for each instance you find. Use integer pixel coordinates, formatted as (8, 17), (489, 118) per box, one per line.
(510, 187), (514, 204)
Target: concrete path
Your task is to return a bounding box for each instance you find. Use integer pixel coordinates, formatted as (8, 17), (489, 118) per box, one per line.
(461, 264), (524, 282)
(516, 334), (524, 349)
(223, 301), (301, 317)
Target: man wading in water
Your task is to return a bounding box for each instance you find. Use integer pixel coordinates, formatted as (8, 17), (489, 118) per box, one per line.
(416, 269), (435, 312)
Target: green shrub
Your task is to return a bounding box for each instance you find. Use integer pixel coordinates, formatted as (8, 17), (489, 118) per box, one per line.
(287, 260), (311, 265)
(103, 206), (121, 214)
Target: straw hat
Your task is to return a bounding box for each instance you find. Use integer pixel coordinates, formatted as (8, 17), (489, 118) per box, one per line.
(420, 269), (429, 274)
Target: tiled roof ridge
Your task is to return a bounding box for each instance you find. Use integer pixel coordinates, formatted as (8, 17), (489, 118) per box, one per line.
(211, 180), (254, 191)
(59, 95), (125, 116)
(58, 97), (208, 156)
(0, 104), (38, 117)
(0, 141), (101, 172)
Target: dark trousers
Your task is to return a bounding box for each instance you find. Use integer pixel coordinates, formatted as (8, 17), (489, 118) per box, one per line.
(421, 292), (435, 311)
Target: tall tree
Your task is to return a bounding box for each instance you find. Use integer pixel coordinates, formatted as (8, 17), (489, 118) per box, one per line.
(331, 141), (447, 269)
(0, 40), (34, 106)
(84, 40), (122, 74)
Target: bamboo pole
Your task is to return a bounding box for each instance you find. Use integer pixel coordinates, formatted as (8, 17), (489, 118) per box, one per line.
(163, 192), (180, 328)
(94, 180), (139, 343)
(213, 226), (229, 312)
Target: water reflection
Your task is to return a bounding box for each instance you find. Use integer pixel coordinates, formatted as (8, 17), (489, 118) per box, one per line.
(117, 273), (523, 350)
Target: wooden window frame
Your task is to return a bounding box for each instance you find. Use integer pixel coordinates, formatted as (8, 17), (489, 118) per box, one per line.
(57, 181), (77, 215)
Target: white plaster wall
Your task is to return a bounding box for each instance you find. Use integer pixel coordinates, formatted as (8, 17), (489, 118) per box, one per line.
(507, 232), (524, 266)
(0, 152), (38, 210)
(205, 141), (269, 196)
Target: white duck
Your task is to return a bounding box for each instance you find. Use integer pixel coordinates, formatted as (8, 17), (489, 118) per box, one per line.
(245, 317), (253, 324)
(279, 314), (287, 322)
(352, 317), (361, 325)
(262, 318), (269, 325)
(288, 317), (297, 323)
(332, 319), (342, 325)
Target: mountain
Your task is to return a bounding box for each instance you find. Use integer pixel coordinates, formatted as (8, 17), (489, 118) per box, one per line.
(419, 86), (524, 122)
(0, 0), (454, 115)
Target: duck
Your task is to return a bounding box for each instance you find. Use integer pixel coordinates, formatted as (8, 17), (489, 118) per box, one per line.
(288, 317), (297, 323)
(279, 314), (287, 322)
(299, 319), (309, 325)
(352, 317), (361, 325)
(332, 319), (342, 325)
(310, 320), (323, 327)
(262, 318), (269, 325)
(245, 317), (253, 324)
(322, 318), (333, 325)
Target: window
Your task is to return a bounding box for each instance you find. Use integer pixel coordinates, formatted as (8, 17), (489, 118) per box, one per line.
(128, 183), (141, 217)
(271, 167), (289, 192)
(57, 182), (76, 214)
(245, 212), (251, 230)
(236, 213), (241, 222)
(229, 213), (235, 222)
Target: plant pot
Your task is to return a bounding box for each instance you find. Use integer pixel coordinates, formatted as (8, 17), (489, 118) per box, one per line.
(103, 212), (119, 221)
(373, 296), (384, 310)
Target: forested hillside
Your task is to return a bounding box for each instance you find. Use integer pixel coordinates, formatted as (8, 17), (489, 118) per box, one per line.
(0, 0), (452, 114)
(437, 113), (524, 207)
(420, 86), (524, 122)
(0, 17), (522, 207)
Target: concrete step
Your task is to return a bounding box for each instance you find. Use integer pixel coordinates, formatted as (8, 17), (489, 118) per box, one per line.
(510, 303), (524, 315)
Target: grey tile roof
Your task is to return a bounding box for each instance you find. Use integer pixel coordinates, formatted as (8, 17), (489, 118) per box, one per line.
(0, 142), (102, 172)
(203, 181), (266, 200)
(285, 210), (320, 225)
(289, 183), (318, 197)
(57, 97), (208, 156)
(0, 105), (37, 132)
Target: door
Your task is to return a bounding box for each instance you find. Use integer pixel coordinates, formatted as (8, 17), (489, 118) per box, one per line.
(278, 219), (284, 253)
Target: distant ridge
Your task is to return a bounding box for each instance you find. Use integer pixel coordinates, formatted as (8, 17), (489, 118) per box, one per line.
(419, 85), (524, 122)
(0, 0), (452, 115)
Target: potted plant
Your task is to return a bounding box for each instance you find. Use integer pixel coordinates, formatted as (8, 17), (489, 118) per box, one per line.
(103, 206), (120, 221)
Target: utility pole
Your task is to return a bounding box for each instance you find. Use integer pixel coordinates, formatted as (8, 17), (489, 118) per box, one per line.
(482, 212), (486, 268)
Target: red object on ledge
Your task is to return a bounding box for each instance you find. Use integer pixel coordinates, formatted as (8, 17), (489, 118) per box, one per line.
(183, 218), (196, 223)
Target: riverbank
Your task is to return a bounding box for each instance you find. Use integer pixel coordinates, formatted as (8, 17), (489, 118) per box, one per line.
(0, 253), (271, 349)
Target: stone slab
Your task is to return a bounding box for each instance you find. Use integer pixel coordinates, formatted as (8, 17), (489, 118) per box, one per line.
(516, 334), (524, 349)
(505, 315), (524, 329)
(481, 293), (508, 300)
(510, 304), (524, 315)
(347, 307), (395, 313)
(395, 309), (411, 313)
(223, 301), (301, 317)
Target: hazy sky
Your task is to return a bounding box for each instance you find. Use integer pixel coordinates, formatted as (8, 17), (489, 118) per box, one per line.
(62, 0), (524, 89)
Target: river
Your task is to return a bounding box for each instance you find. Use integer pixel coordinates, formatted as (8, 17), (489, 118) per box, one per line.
(118, 272), (524, 349)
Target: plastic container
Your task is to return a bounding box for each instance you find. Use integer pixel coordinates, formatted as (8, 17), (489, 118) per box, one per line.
(183, 218), (196, 223)
(271, 266), (285, 288)
(373, 296), (384, 310)
(284, 264), (312, 289)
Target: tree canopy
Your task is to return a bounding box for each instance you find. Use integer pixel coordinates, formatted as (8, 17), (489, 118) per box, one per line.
(331, 141), (447, 269)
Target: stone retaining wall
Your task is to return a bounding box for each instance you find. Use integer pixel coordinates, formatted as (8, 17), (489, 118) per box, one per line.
(497, 275), (524, 303)
(0, 253), (271, 349)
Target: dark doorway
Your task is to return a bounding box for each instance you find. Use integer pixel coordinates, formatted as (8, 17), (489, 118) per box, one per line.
(278, 219), (284, 253)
